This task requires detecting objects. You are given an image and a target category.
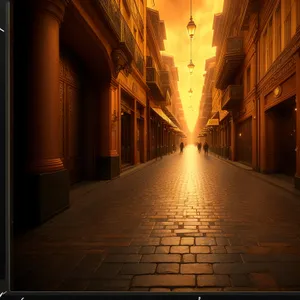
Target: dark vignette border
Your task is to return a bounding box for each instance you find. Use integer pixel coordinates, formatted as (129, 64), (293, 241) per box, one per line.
(0, 0), (10, 293)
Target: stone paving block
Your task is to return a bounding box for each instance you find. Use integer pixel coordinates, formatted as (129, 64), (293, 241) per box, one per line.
(180, 263), (213, 274)
(182, 254), (196, 263)
(195, 237), (216, 245)
(140, 246), (156, 254)
(155, 246), (170, 254)
(141, 254), (181, 263)
(190, 246), (210, 254)
(132, 275), (195, 287)
(157, 263), (180, 274)
(184, 226), (197, 229)
(165, 225), (179, 229)
(197, 275), (230, 287)
(211, 246), (226, 253)
(216, 238), (230, 246)
(161, 237), (181, 245)
(120, 263), (156, 275)
(181, 237), (195, 245)
(170, 246), (189, 254)
(174, 229), (198, 234)
(197, 254), (242, 263)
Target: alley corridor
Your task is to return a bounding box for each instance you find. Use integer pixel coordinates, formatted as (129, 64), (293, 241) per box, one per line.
(14, 146), (300, 291)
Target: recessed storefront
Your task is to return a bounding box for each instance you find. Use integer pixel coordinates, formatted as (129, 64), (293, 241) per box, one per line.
(265, 96), (296, 176)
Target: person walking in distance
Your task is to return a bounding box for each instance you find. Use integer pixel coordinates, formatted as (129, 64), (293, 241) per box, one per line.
(203, 141), (209, 155)
(197, 142), (202, 153)
(180, 141), (184, 153)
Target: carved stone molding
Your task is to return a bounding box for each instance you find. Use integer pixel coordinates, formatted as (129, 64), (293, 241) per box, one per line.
(258, 28), (300, 94)
(32, 0), (70, 24)
(262, 57), (296, 95)
(111, 49), (132, 78)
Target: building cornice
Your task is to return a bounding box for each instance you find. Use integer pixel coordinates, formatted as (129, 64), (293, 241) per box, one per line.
(257, 27), (300, 95)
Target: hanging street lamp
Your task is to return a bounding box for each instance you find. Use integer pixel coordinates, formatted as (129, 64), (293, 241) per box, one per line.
(187, 17), (196, 38)
(187, 60), (195, 74)
(188, 88), (193, 97)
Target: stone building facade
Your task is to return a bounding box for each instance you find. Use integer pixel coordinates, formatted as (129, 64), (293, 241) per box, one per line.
(197, 0), (300, 190)
(146, 8), (185, 160)
(11, 0), (186, 231)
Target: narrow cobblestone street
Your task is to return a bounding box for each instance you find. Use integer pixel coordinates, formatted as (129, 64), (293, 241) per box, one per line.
(14, 146), (300, 291)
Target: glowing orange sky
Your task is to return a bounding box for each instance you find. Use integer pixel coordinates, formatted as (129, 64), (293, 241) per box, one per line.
(149, 0), (224, 132)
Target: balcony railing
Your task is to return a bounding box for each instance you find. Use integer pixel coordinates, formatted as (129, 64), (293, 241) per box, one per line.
(147, 67), (162, 87)
(98, 0), (144, 76)
(120, 13), (135, 59)
(160, 71), (170, 85)
(221, 85), (243, 110)
(215, 37), (244, 90)
(134, 45), (144, 75)
(98, 0), (121, 39)
(131, 0), (144, 36)
(146, 67), (165, 101)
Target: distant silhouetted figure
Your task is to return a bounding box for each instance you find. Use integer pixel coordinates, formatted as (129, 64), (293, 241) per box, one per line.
(203, 141), (209, 155)
(180, 142), (184, 153)
(197, 142), (202, 153)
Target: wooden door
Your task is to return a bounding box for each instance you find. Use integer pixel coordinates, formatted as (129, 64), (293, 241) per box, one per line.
(121, 113), (132, 165)
(236, 118), (252, 165)
(59, 53), (84, 184)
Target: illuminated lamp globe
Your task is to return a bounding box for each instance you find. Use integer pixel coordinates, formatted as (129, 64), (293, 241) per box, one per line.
(188, 88), (193, 97)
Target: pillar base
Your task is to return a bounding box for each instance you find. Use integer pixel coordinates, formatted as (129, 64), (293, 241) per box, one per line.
(96, 156), (120, 180)
(23, 169), (69, 228)
(295, 175), (300, 190)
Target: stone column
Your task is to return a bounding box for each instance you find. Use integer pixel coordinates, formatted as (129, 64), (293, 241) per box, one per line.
(97, 79), (120, 179)
(295, 51), (300, 189)
(26, 0), (69, 226)
(27, 0), (69, 173)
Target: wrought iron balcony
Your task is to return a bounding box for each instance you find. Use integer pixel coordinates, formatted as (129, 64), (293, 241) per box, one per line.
(160, 71), (170, 85)
(120, 13), (135, 61)
(134, 45), (144, 75)
(146, 66), (165, 101)
(215, 37), (245, 90)
(131, 0), (144, 37)
(221, 85), (243, 110)
(123, 0), (144, 36)
(97, 0), (121, 40)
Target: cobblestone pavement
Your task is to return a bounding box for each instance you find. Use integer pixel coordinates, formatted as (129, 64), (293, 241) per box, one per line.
(14, 145), (300, 291)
